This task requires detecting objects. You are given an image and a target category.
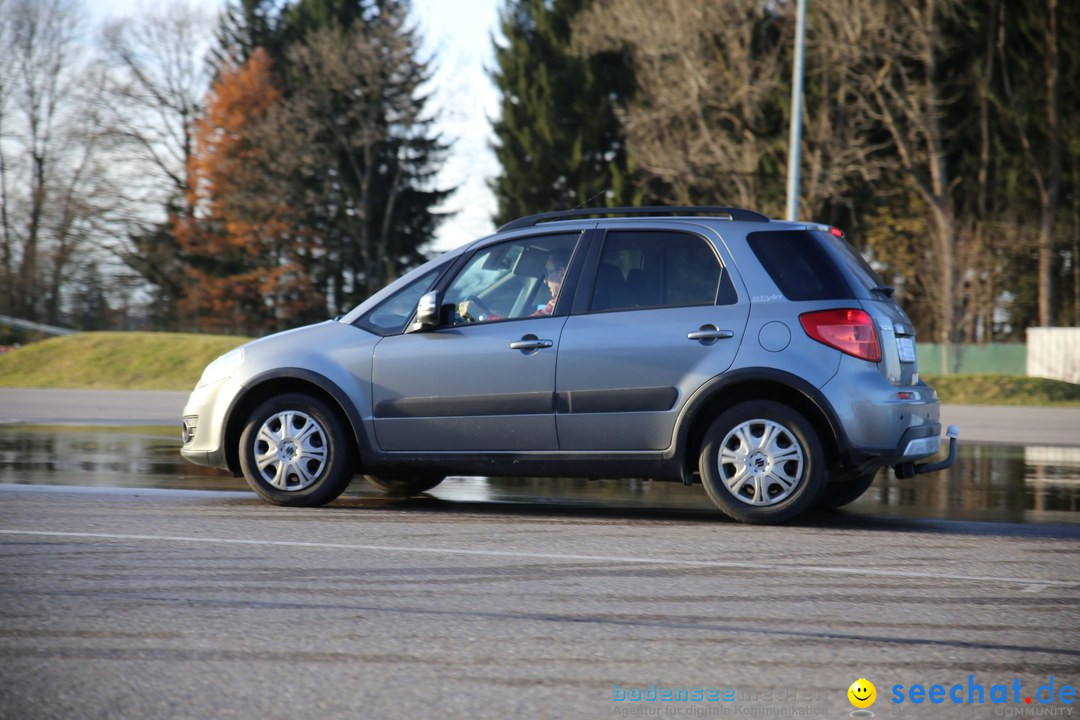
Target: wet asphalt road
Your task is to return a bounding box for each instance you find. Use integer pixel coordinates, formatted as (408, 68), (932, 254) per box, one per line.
(1, 389), (1078, 717)
(2, 485), (1079, 720)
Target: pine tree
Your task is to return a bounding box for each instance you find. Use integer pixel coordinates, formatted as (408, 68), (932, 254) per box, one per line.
(212, 0), (281, 66)
(205, 0), (452, 315)
(490, 0), (638, 225)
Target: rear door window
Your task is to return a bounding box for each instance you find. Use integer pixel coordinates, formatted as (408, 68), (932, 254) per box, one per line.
(590, 230), (735, 311)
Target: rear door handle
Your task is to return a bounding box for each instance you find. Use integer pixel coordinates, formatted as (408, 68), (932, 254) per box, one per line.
(687, 326), (734, 342)
(509, 334), (553, 351)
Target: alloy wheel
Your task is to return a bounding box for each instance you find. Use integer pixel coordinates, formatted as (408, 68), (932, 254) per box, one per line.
(253, 410), (328, 491)
(717, 418), (805, 506)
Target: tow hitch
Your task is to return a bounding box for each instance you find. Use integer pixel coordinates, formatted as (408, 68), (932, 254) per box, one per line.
(893, 425), (959, 479)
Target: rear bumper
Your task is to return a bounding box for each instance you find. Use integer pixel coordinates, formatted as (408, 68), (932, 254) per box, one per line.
(821, 356), (948, 472)
(898, 424), (959, 478)
(842, 423), (961, 478)
(842, 422), (934, 465)
(894, 423), (942, 463)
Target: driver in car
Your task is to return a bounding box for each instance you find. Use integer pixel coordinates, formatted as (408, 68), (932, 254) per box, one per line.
(458, 248), (570, 323)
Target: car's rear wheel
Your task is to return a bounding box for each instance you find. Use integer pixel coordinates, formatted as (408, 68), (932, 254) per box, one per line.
(364, 475), (445, 496)
(239, 393), (353, 506)
(699, 401), (824, 524)
(818, 471), (878, 509)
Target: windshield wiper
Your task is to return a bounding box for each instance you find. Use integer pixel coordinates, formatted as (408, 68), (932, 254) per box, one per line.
(872, 285), (895, 297)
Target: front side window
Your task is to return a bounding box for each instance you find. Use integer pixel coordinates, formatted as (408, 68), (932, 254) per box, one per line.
(590, 230), (731, 312)
(446, 233), (579, 325)
(358, 266), (444, 334)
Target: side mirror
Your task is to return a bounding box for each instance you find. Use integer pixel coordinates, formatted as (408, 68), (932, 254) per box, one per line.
(408, 290), (441, 332)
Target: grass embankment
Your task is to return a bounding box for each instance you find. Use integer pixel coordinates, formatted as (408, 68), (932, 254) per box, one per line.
(922, 373), (1080, 406)
(0, 332), (249, 391)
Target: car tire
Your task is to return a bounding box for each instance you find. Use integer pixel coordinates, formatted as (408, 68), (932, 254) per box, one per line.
(817, 471), (878, 509)
(238, 393), (353, 507)
(364, 475), (445, 496)
(699, 401), (825, 524)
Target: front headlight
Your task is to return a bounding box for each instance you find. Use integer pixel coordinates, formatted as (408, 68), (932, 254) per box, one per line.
(196, 348), (245, 388)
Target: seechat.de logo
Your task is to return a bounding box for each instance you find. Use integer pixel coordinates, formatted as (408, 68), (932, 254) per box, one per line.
(848, 678), (877, 717)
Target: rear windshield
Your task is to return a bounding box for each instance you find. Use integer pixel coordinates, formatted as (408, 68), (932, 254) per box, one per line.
(814, 230), (887, 295)
(746, 230), (854, 301)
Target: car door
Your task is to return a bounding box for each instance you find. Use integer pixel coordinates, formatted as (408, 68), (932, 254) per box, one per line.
(370, 232), (585, 452)
(555, 226), (750, 451)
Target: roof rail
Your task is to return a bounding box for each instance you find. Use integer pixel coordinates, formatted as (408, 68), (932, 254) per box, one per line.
(496, 205), (770, 233)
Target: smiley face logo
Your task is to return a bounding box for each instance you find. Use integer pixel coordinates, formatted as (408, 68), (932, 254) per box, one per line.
(848, 678), (877, 709)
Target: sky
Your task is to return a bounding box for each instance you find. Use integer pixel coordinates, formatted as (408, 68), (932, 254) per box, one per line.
(90, 0), (503, 253)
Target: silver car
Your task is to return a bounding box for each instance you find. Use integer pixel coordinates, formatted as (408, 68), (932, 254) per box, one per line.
(181, 206), (957, 524)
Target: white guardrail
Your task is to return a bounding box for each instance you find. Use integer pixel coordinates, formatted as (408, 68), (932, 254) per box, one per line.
(0, 314), (78, 337)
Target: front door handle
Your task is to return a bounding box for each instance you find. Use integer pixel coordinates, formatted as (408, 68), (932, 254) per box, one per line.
(509, 334), (553, 351)
(687, 325), (734, 343)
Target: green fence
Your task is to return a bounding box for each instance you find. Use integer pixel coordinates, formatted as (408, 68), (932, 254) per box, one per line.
(915, 343), (1026, 375)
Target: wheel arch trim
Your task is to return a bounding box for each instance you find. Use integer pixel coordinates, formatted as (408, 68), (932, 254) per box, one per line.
(223, 368), (369, 474)
(671, 367), (850, 469)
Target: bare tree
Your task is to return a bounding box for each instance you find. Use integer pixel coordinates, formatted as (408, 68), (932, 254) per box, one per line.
(575, 0), (788, 210)
(840, 0), (965, 365)
(96, 0), (214, 218)
(574, 0), (885, 218)
(801, 0), (899, 218)
(92, 1), (215, 327)
(0, 0), (17, 317)
(40, 95), (123, 324)
(0, 0), (98, 323)
(996, 0), (1063, 328)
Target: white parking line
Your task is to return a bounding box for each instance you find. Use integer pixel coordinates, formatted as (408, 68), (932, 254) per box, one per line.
(0, 529), (1076, 591)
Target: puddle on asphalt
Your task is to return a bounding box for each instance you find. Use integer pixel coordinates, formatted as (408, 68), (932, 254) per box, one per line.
(0, 425), (1077, 524)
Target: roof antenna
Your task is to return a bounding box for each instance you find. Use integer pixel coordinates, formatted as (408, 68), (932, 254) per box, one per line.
(570, 190), (608, 211)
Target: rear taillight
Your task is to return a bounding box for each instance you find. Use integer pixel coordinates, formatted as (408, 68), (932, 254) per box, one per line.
(799, 309), (881, 362)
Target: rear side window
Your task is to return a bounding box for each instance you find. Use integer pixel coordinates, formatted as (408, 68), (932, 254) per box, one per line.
(590, 230), (735, 311)
(746, 230), (854, 301)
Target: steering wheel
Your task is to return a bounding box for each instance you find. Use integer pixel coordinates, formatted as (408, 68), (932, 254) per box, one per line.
(459, 295), (492, 323)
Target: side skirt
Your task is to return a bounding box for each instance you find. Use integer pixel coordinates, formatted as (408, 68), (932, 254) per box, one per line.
(359, 451), (682, 482)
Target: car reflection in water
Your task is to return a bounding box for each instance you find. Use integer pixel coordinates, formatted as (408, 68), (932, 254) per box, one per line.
(0, 425), (1078, 525)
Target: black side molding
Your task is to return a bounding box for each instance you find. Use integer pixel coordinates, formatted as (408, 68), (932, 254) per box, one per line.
(374, 386), (680, 418)
(374, 392), (552, 418)
(555, 387), (678, 414)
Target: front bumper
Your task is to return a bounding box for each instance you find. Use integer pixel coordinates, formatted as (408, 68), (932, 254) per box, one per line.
(180, 446), (229, 469)
(179, 377), (244, 472)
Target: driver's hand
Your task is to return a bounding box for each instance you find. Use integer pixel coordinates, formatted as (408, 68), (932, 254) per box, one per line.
(458, 300), (480, 322)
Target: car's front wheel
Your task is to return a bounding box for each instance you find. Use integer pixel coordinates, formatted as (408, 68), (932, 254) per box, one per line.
(238, 393), (353, 506)
(364, 475), (445, 496)
(699, 401), (825, 524)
